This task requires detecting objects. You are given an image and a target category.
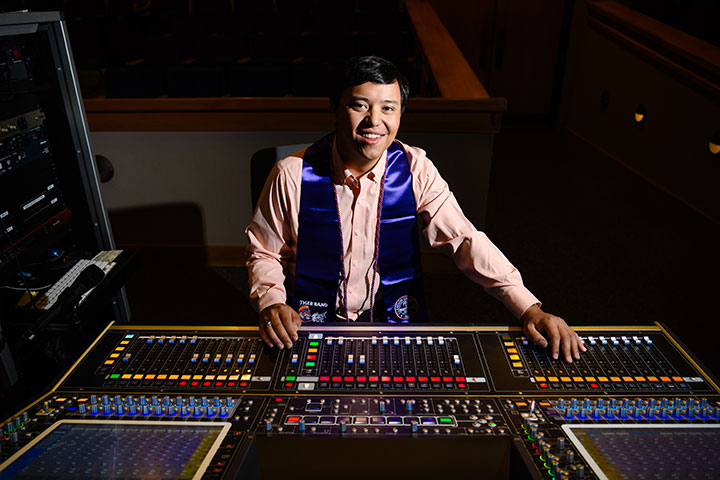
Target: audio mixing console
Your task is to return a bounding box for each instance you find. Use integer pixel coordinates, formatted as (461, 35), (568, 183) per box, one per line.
(1, 323), (718, 479)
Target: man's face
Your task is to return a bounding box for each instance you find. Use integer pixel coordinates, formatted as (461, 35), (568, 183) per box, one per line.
(334, 81), (402, 167)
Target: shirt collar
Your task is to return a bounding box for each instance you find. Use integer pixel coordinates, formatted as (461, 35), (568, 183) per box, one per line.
(331, 135), (387, 185)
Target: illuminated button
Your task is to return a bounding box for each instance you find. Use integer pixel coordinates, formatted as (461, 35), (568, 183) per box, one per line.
(344, 376), (354, 382)
(332, 376), (342, 382)
(357, 376), (367, 382)
(110, 374), (120, 379)
(309, 341), (319, 347)
(672, 376), (683, 382)
(347, 354), (353, 364)
(454, 355), (461, 365)
(439, 417), (453, 424)
(635, 376), (646, 382)
(421, 417), (436, 425)
(133, 374), (144, 380)
(610, 377), (621, 382)
(506, 348), (517, 354)
(319, 376), (330, 381)
(305, 362), (315, 367)
(597, 377), (608, 382)
(547, 377), (558, 383)
(249, 354), (256, 364)
(539, 383), (549, 388)
(359, 355), (366, 365)
(308, 348), (318, 353)
(241, 374), (252, 381)
(121, 374), (132, 379)
(307, 355), (316, 360)
(369, 376), (379, 382)
(430, 377), (441, 383)
(418, 377), (428, 382)
(535, 377), (547, 382)
(104, 361), (114, 365)
(660, 376), (671, 382)
(145, 374), (156, 380)
(647, 376), (659, 382)
(381, 376), (391, 382)
(193, 375), (203, 380)
(560, 377), (571, 383)
(393, 376), (403, 382)
(157, 374), (168, 380)
(622, 377), (633, 382)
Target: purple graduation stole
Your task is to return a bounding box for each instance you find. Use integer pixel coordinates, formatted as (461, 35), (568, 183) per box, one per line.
(291, 134), (426, 323)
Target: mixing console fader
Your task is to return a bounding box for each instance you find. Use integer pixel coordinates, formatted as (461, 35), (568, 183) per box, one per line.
(1, 323), (718, 479)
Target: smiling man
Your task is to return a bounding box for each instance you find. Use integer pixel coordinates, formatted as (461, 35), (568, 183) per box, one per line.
(246, 56), (586, 362)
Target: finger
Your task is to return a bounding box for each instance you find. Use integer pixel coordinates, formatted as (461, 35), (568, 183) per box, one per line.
(571, 332), (580, 360)
(560, 327), (573, 363)
(258, 317), (274, 348)
(578, 333), (587, 352)
(265, 322), (283, 349)
(524, 321), (547, 348)
(280, 310), (299, 342)
(271, 317), (292, 349)
(547, 324), (561, 360)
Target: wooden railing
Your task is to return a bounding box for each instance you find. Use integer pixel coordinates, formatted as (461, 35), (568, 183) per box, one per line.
(588, 1), (720, 99)
(84, 0), (506, 134)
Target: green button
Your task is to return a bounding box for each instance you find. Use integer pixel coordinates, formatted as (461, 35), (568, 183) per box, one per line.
(286, 376), (296, 381)
(488, 422), (496, 427)
(125, 334), (134, 338)
(309, 341), (319, 346)
(439, 417), (453, 424)
(110, 374), (120, 379)
(305, 362), (315, 367)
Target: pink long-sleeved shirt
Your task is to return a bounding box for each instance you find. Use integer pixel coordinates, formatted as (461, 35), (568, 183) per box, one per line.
(246, 138), (539, 320)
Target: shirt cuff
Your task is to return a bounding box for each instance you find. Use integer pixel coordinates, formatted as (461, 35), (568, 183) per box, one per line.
(256, 289), (287, 313)
(501, 287), (541, 319)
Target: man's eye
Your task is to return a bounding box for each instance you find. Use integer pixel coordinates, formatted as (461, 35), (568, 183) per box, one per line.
(350, 103), (367, 110)
(383, 106), (396, 112)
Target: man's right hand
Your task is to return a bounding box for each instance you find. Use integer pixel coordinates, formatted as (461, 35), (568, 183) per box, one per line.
(259, 304), (301, 349)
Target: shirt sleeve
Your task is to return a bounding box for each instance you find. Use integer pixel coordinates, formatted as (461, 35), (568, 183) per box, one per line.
(245, 158), (301, 312)
(404, 143), (540, 319)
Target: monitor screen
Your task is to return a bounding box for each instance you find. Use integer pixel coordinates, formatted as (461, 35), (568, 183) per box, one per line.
(562, 424), (720, 480)
(0, 420), (231, 480)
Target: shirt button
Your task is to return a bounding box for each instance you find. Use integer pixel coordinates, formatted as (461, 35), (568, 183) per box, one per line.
(354, 230), (360, 236)
(348, 289), (353, 294)
(352, 261), (358, 267)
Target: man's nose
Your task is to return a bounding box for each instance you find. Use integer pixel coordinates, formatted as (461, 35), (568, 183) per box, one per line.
(366, 108), (380, 126)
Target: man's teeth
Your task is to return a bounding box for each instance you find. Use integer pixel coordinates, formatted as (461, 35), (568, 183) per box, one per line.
(361, 133), (382, 139)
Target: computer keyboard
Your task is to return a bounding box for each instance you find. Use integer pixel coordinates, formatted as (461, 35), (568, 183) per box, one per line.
(34, 254), (118, 310)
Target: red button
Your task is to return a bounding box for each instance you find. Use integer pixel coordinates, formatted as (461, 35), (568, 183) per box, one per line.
(320, 376), (330, 381)
(344, 376), (354, 382)
(357, 376), (367, 382)
(369, 376), (379, 382)
(332, 376), (342, 382)
(227, 382), (236, 387)
(443, 376), (453, 382)
(287, 416), (300, 423)
(458, 383), (467, 389)
(191, 381), (199, 386)
(275, 398), (283, 402)
(590, 383), (600, 388)
(203, 381), (211, 387)
(307, 355), (316, 360)
(285, 382), (293, 388)
(381, 376), (392, 382)
(393, 376), (403, 382)
(431, 377), (441, 382)
(240, 382), (248, 387)
(419, 377), (428, 382)
(539, 383), (549, 388)
(215, 381), (224, 386)
(455, 376), (466, 382)
(406, 376), (416, 382)
(179, 381), (187, 386)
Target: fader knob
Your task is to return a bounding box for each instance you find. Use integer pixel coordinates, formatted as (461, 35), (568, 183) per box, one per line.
(181, 405), (189, 417)
(201, 397), (209, 407)
(21, 412), (28, 422)
(102, 395), (109, 405)
(141, 405), (150, 416)
(102, 404), (112, 415)
(193, 406), (202, 417)
(566, 450), (575, 464)
(90, 404), (99, 415)
(154, 406), (162, 416)
(13, 418), (20, 429)
(139, 396), (147, 406)
(557, 437), (565, 451)
(213, 397), (221, 407)
(219, 406), (228, 417)
(379, 402), (385, 413)
(714, 407), (720, 418)
(575, 464), (585, 479)
(167, 405), (176, 416)
(114, 395), (122, 405)
(551, 458), (560, 475)
(411, 421), (418, 433)
(557, 399), (566, 410)
(128, 405), (138, 416)
(340, 420), (347, 433)
(265, 420), (272, 432)
(10, 432), (18, 444)
(188, 397), (197, 407)
(90, 395), (97, 405)
(176, 397), (183, 407)
(163, 396), (170, 407)
(78, 404), (86, 414)
(116, 404), (125, 415)
(298, 420), (305, 432)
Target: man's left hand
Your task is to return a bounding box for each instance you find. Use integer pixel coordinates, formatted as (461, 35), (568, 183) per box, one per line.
(520, 305), (586, 363)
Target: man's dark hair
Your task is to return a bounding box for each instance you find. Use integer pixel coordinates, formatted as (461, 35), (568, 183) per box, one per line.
(330, 56), (410, 113)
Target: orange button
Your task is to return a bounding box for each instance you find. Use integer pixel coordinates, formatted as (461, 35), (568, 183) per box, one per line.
(506, 348), (518, 354)
(120, 340), (130, 345)
(193, 375), (203, 380)
(504, 341), (514, 347)
(121, 374), (132, 379)
(133, 374), (143, 380)
(610, 377), (621, 382)
(145, 374), (156, 380)
(647, 376), (658, 382)
(109, 353), (119, 358)
(535, 376), (547, 382)
(622, 376), (633, 382)
(560, 377), (571, 382)
(634, 376), (646, 382)
(573, 377), (583, 382)
(672, 376), (683, 382)
(548, 377), (559, 382)
(585, 377), (596, 382)
(512, 362), (523, 368)
(157, 374), (168, 380)
(169, 374), (179, 380)
(181, 375), (191, 380)
(104, 360), (114, 365)
(598, 377), (609, 382)
(509, 354), (520, 361)
(660, 376), (671, 382)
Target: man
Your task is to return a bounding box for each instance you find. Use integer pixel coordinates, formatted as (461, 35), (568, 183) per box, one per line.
(246, 56), (586, 362)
